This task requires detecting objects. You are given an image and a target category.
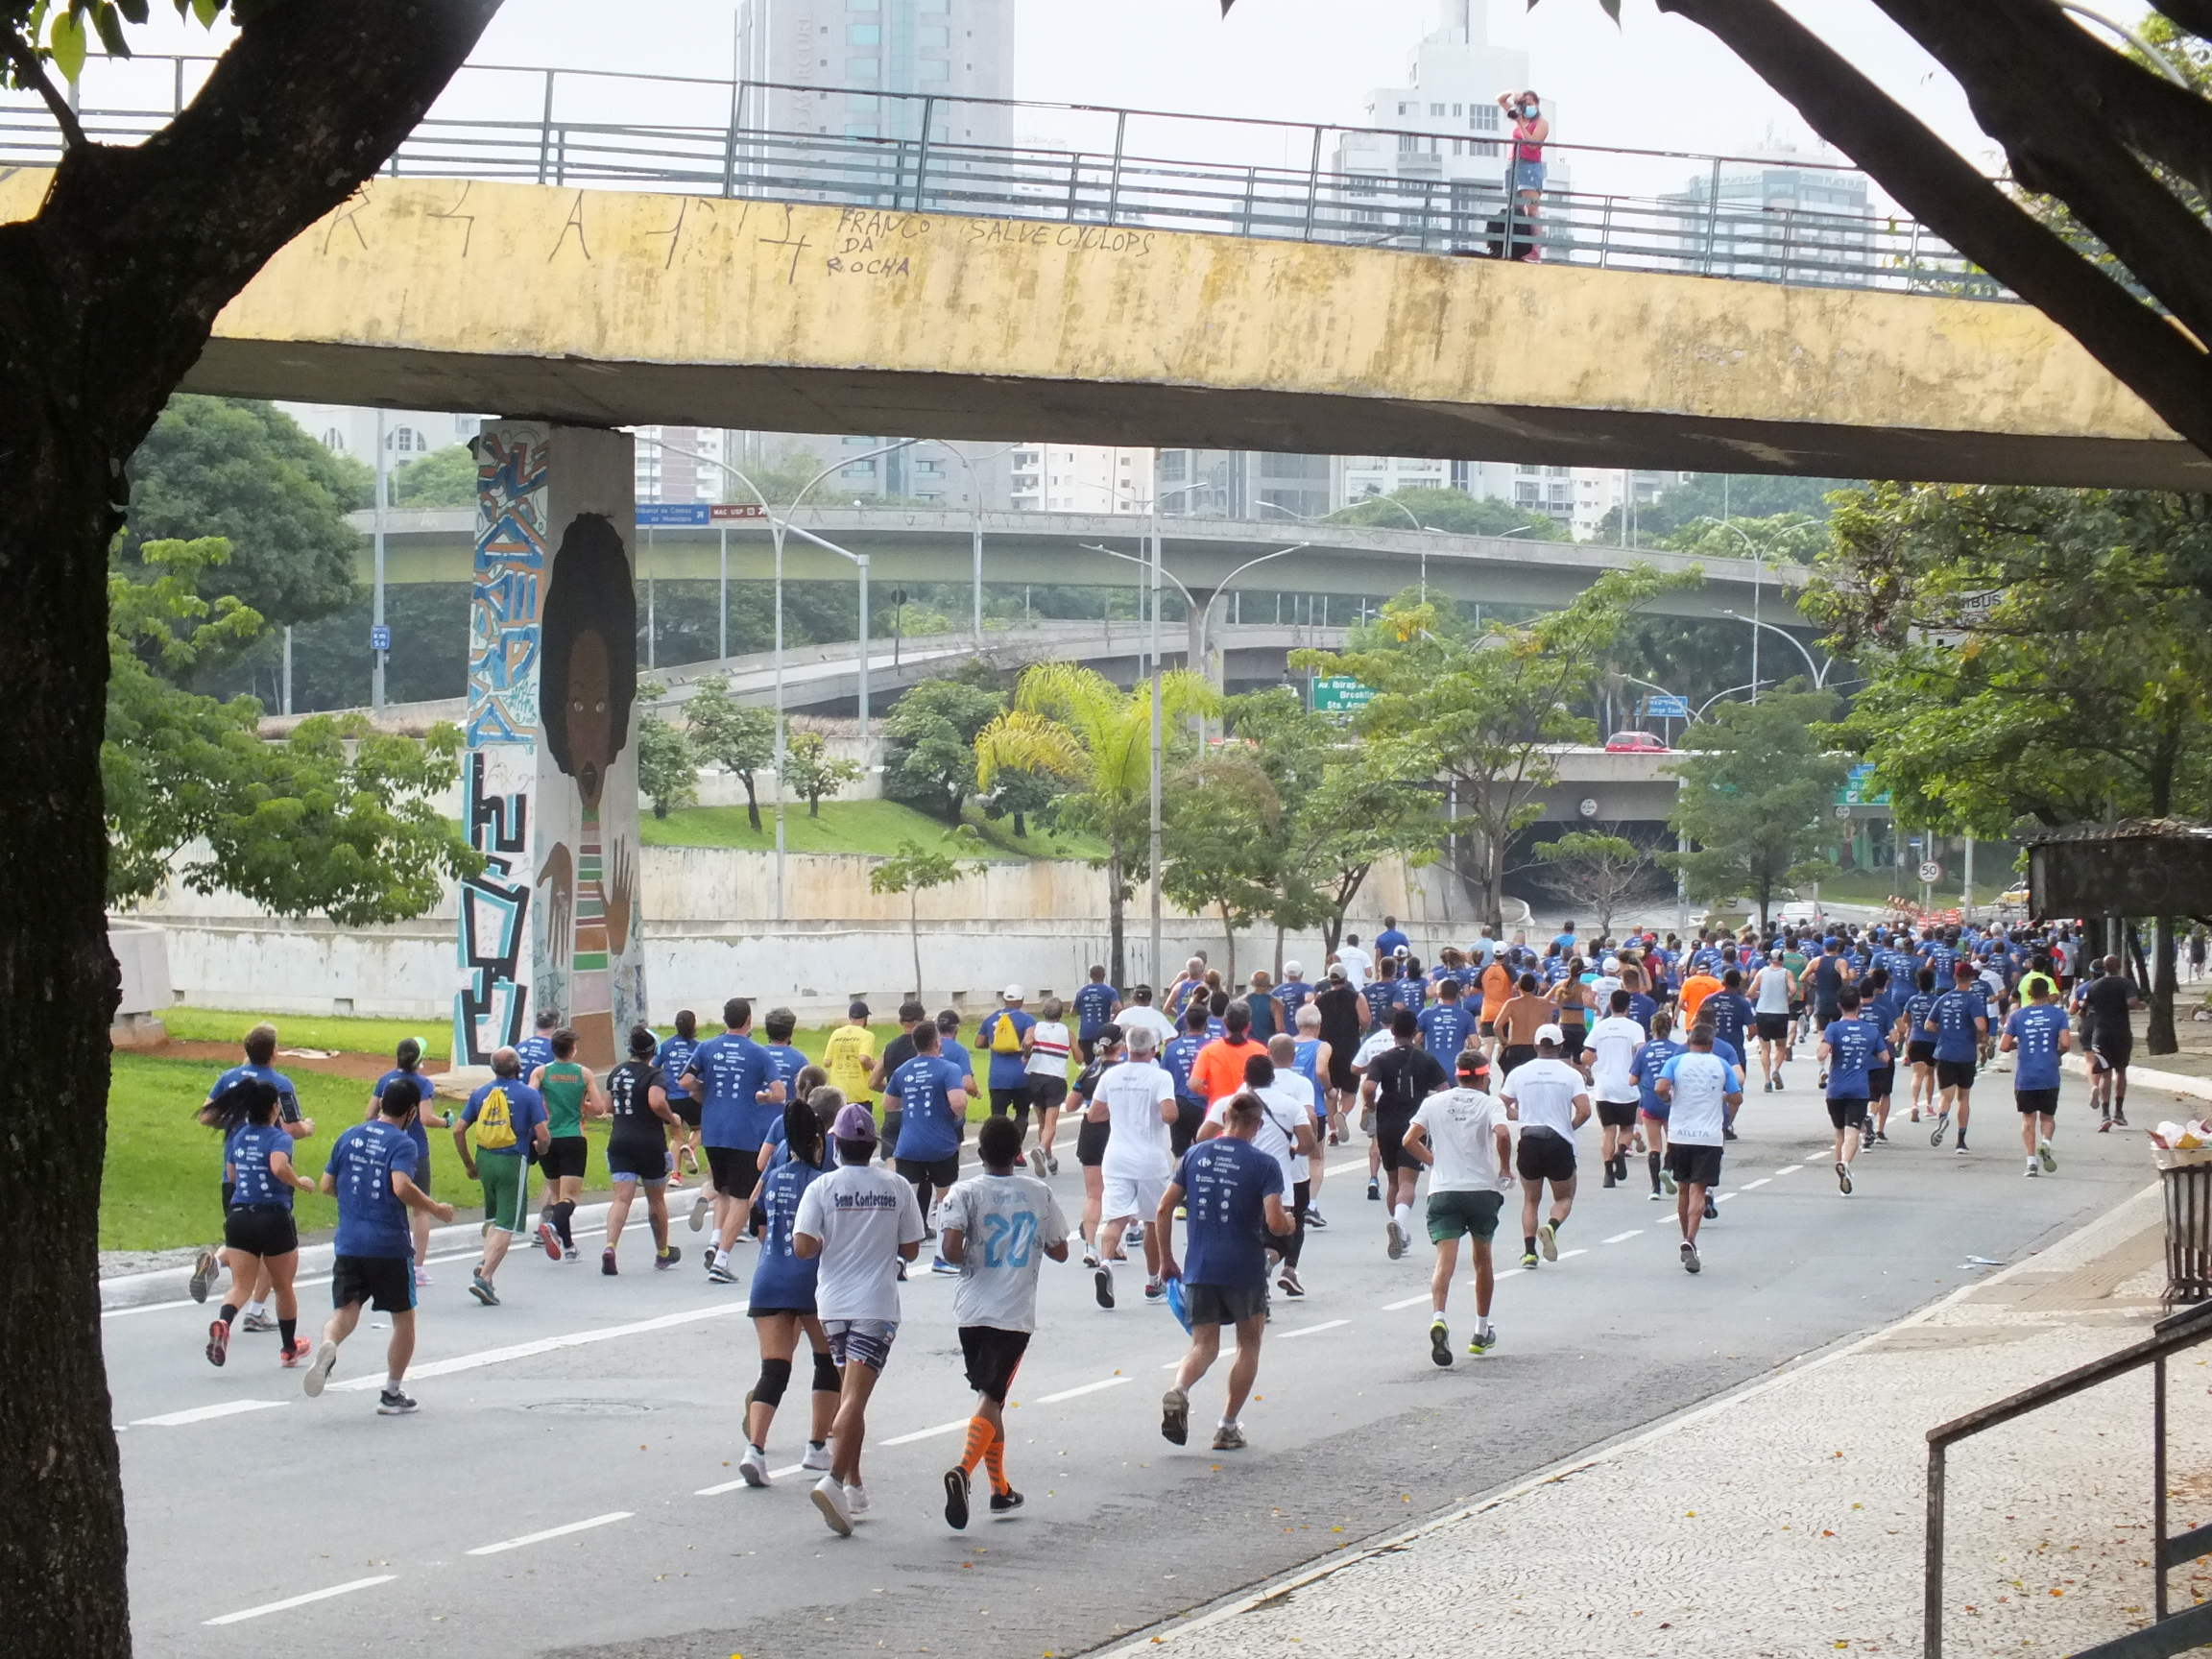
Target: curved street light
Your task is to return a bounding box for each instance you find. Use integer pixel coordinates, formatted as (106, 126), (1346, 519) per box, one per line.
(1720, 610), (1834, 689)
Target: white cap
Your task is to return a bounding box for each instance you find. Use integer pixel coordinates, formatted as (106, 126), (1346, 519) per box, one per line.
(1535, 1022), (1564, 1046)
(1601, 956), (1620, 973)
(1327, 963), (1349, 980)
(1001, 984), (1023, 1001)
(1283, 960), (1303, 977)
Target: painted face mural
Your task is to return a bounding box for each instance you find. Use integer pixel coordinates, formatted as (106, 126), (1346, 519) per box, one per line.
(564, 629), (613, 809)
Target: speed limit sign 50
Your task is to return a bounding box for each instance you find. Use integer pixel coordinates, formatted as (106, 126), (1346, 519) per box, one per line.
(1917, 858), (1943, 884)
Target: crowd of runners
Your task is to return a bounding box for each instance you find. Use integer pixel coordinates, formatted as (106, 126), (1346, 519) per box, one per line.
(183, 909), (2143, 1534)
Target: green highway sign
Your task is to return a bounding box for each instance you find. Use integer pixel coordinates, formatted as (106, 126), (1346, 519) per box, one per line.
(1311, 676), (1375, 716)
(1839, 762), (1889, 806)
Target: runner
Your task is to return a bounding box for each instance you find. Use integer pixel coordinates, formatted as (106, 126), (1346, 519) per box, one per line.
(1246, 971), (1282, 1044)
(685, 999), (787, 1284)
(1654, 1024), (1738, 1275)
(1314, 964), (1365, 1143)
(303, 1083), (455, 1411)
(368, 1039), (446, 1286)
(1701, 970), (1756, 1138)
(1073, 966), (1121, 1066)
(190, 1023), (311, 1319)
(1478, 949), (1514, 1062)
(794, 1104), (926, 1535)
(2077, 955), (2142, 1129)
(738, 1092), (839, 1486)
(1401, 1048), (1511, 1364)
(658, 1010), (705, 1181)
(1070, 1023), (1121, 1265)
(1749, 950), (1794, 1092)
(202, 1075), (318, 1369)
(1163, 1003), (1211, 1160)
(1494, 973), (1553, 1078)
(1586, 989), (1647, 1189)
(451, 1049), (550, 1306)
(976, 986), (1038, 1147)
(1417, 973), (1475, 1070)
(1292, 1003), (1334, 1230)
(1189, 1001), (1265, 1134)
(883, 1019), (971, 1277)
(1274, 962), (1315, 1030)
(1677, 957), (1722, 1028)
(1155, 1092), (1294, 1452)
(1025, 996), (1073, 1175)
(864, 1000), (929, 1166)
(823, 1002), (877, 1123)
(938, 1116), (1070, 1528)
(1901, 965), (1939, 1122)
(515, 1008), (560, 1078)
(1260, 1035), (1321, 1295)
(602, 1024), (684, 1272)
(1500, 1024), (1591, 1269)
(1816, 988), (1888, 1195)
(1861, 967), (1900, 1143)
(1089, 1023), (1179, 1309)
(528, 1026), (605, 1263)
(1358, 1009), (1447, 1260)
(1629, 1010), (1685, 1201)
(2002, 976), (2071, 1177)
(1923, 960), (1988, 1154)
(1116, 984), (1176, 1053)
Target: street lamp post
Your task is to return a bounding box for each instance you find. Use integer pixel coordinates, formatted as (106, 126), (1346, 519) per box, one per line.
(373, 409), (388, 710)
(926, 441), (1022, 652)
(1719, 610), (1833, 688)
(1691, 517), (1767, 702)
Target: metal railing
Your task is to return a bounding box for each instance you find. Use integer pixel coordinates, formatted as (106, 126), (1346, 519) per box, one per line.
(0, 57), (2007, 301)
(1926, 1296), (2212, 1659)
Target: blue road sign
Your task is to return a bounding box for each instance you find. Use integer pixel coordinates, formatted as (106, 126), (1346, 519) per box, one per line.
(369, 624), (393, 652)
(1643, 693), (1689, 719)
(637, 502), (710, 526)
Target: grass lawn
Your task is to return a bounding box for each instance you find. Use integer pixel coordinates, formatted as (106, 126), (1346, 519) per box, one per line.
(639, 796), (1103, 862)
(160, 1005), (454, 1062)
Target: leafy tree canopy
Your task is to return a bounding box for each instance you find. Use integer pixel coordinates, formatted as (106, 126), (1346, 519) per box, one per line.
(1660, 510), (1829, 565)
(684, 679), (778, 831)
(883, 672), (1004, 822)
(390, 443), (479, 507)
(1336, 485), (1564, 541)
(1667, 686), (1846, 926)
(637, 713), (699, 820)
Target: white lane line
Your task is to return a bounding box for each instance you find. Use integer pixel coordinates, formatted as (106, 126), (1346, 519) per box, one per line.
(1275, 1319), (1349, 1339)
(879, 1417), (971, 1447)
(1777, 1164), (1804, 1175)
(132, 1399), (287, 1428)
(326, 1304), (744, 1392)
(1037, 1376), (1133, 1405)
(1743, 1178), (1771, 1189)
(467, 1511), (632, 1555)
(1382, 1293), (1432, 1310)
(1600, 1230), (1642, 1244)
(1717, 1192), (1739, 1203)
(204, 1575), (396, 1624)
(695, 1478), (750, 1497)
(1556, 1249), (1588, 1260)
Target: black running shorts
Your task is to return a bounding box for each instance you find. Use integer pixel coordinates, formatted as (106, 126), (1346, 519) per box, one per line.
(223, 1204), (299, 1257)
(331, 1253), (415, 1313)
(1076, 1116), (1110, 1167)
(2016, 1087), (2059, 1115)
(959, 1325), (1030, 1403)
(1596, 1099), (1639, 1130)
(1755, 1013), (1790, 1043)
(1514, 1126), (1576, 1184)
(707, 1145), (762, 1199)
(1665, 1142), (1723, 1190)
(1825, 1095), (1869, 1131)
(539, 1134), (589, 1182)
(1935, 1059), (1978, 1092)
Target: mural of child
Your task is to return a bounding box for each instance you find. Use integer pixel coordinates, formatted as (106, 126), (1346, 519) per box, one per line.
(537, 514), (638, 1071)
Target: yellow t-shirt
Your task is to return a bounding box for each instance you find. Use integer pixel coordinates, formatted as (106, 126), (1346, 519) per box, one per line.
(823, 1023), (878, 1103)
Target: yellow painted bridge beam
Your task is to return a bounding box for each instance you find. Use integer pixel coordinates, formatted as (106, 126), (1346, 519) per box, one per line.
(5, 170), (2198, 487)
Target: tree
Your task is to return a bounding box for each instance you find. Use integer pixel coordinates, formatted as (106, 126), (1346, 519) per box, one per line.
(1336, 485), (1565, 541)
(685, 679), (777, 830)
(974, 661), (1217, 987)
(1161, 752), (1283, 984)
(1531, 828), (1660, 937)
(1660, 512), (1829, 565)
(882, 671), (1004, 821)
(870, 834), (982, 1000)
(1, 4), (503, 1650)
(1296, 571), (1688, 931)
(123, 395), (368, 638)
(1599, 473), (1856, 544)
(636, 713), (699, 820)
(1668, 687), (1848, 926)
(390, 442), (478, 507)
(780, 730), (863, 817)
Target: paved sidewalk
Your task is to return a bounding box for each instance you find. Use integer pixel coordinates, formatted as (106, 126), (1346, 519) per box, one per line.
(1122, 1182), (2212, 1658)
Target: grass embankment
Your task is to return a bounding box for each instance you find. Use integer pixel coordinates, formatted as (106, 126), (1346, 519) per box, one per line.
(639, 796), (1104, 862)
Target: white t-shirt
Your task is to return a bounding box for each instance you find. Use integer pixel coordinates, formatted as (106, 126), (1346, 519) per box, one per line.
(1335, 944), (1372, 987)
(1353, 1028), (1395, 1071)
(1117, 1005), (1176, 1047)
(1659, 1050), (1737, 1147)
(792, 1162), (926, 1323)
(1592, 974), (1623, 1009)
(1586, 1015), (1647, 1103)
(1408, 1086), (1510, 1192)
(937, 1170), (1068, 1333)
(1025, 1021), (1071, 1079)
(1502, 1056), (1587, 1143)
(1206, 1083), (1307, 1192)
(1095, 1059), (1176, 1175)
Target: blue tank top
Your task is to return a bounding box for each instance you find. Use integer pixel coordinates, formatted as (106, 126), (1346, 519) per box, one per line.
(1292, 1038), (1324, 1116)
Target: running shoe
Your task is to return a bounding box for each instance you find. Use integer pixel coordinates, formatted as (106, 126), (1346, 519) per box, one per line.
(1703, 1195), (1719, 1220)
(1277, 1265), (1305, 1298)
(1537, 1220), (1559, 1262)
(413, 1265), (433, 1287)
(811, 1477), (854, 1537)
(1647, 1188), (1664, 1202)
(739, 1445), (771, 1488)
(1468, 1323), (1498, 1357)
(656, 1245), (682, 1270)
(1047, 1154), (1060, 1175)
(708, 1260), (737, 1285)
(2025, 1159), (2040, 1178)
(1520, 1250), (1539, 1270)
(1722, 1125), (1740, 1142)
(1429, 1318), (1453, 1368)
(690, 1190), (712, 1231)
(1956, 1142), (1970, 1156)
(1305, 1205), (1327, 1230)
(563, 1245), (579, 1263)
(1366, 1179), (1381, 1202)
(188, 1248), (218, 1305)
(1160, 1386), (1190, 1445)
(2115, 1111), (2130, 1127)
(844, 1481), (870, 1519)
(469, 1268), (499, 1306)
(1094, 1262), (1116, 1310)
(1680, 1240), (1701, 1275)
(240, 1310), (276, 1334)
(1386, 1218), (1407, 1260)
(1601, 1163), (1617, 1190)
(1144, 1278), (1166, 1303)
(990, 1488), (1025, 1514)
(1027, 1147), (1048, 1176)
(204, 1319), (228, 1368)
(2099, 1116), (2114, 1134)
(302, 1338), (339, 1397)
(1082, 1250), (1100, 1270)
(1931, 1110), (1951, 1146)
(930, 1257), (959, 1277)
(896, 1259), (908, 1282)
(602, 1248), (619, 1276)
(1836, 1160), (1853, 1195)
(376, 1387), (419, 1416)
(1661, 1167), (1677, 1196)
(943, 1467), (970, 1529)
(2039, 1140), (2057, 1173)
(1212, 1424), (1247, 1452)
(281, 1336), (312, 1367)
(537, 1220), (562, 1262)
(803, 1441), (833, 1473)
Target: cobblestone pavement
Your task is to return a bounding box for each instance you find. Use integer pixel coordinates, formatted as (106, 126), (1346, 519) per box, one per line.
(1120, 1183), (2212, 1659)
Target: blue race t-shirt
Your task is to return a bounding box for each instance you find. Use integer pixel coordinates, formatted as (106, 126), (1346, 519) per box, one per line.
(1175, 1136), (1285, 1289)
(1292, 1037), (1325, 1118)
(941, 1036), (975, 1087)
(226, 1121), (297, 1209)
(655, 1034), (699, 1089)
(1072, 983), (1118, 1040)
(1375, 926), (1410, 958)
(460, 1078), (546, 1158)
(762, 1042), (808, 1105)
(373, 1067), (436, 1163)
(1361, 979), (1398, 1028)
(515, 1034), (557, 1076)
(1275, 980), (1314, 1022)
(748, 1152), (829, 1311)
(976, 1009), (1038, 1091)
(888, 1053), (968, 1162)
(2008, 1002), (2071, 1091)
(1822, 1018), (1887, 1099)
(1925, 989), (1984, 1064)
(1703, 991), (1754, 1057)
(1417, 1001), (1473, 1064)
(1627, 992), (1659, 1034)
(1631, 1037), (1684, 1117)
(325, 1119), (420, 1258)
(685, 1031), (778, 1150)
(1162, 1032), (1205, 1103)
(212, 1061), (302, 1125)
(1393, 976), (1427, 1013)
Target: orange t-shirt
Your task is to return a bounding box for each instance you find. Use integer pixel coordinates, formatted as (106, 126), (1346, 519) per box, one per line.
(1479, 962), (1514, 1021)
(1190, 1036), (1263, 1104)
(1679, 973), (1722, 1023)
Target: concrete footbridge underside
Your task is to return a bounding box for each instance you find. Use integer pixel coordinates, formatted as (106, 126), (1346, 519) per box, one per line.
(2, 170), (2195, 489)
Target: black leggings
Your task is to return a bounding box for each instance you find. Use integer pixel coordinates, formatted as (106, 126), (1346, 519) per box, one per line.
(1281, 1179), (1310, 1268)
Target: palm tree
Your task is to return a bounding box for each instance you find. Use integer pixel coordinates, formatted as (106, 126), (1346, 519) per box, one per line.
(974, 661), (1216, 987)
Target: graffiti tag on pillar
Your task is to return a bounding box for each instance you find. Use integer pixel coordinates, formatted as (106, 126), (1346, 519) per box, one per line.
(456, 752), (531, 1064)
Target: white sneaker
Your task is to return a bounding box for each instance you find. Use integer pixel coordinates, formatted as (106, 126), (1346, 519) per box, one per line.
(301, 1339), (339, 1398)
(1385, 1218), (1407, 1260)
(413, 1265), (432, 1287)
(738, 1444), (770, 1487)
(2025, 1158), (2040, 1178)
(844, 1480), (870, 1519)
(811, 1476), (852, 1536)
(690, 1190), (712, 1232)
(802, 1441), (833, 1473)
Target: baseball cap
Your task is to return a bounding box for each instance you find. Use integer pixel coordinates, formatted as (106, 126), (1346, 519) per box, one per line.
(1601, 956), (1620, 973)
(831, 1103), (878, 1143)
(1001, 983), (1024, 1001)
(848, 999), (871, 1020)
(1283, 960), (1303, 976)
(1535, 1022), (1564, 1046)
(1327, 963), (1349, 980)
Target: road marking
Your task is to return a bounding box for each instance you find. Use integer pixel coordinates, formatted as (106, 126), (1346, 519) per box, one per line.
(1717, 1192), (1739, 1203)
(695, 1478), (749, 1497)
(1325, 1158), (1368, 1175)
(880, 1417), (971, 1447)
(1037, 1376), (1133, 1405)
(1275, 1319), (1349, 1339)
(1600, 1230), (1642, 1244)
(132, 1399), (287, 1428)
(1556, 1248), (1588, 1260)
(1743, 1178), (1771, 1189)
(1777, 1164), (1803, 1174)
(467, 1511), (633, 1555)
(326, 1303), (745, 1392)
(1382, 1293), (1432, 1310)
(204, 1575), (397, 1624)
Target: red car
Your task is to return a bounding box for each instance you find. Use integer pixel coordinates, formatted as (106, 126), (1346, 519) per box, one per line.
(1604, 730), (1671, 753)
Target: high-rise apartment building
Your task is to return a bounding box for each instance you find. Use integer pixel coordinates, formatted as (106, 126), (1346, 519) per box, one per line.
(736, 0), (1013, 156)
(1671, 138), (1872, 281)
(633, 426), (730, 505)
(1155, 450), (1334, 522)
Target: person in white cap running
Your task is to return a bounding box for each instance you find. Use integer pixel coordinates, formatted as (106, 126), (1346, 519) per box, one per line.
(1498, 1023), (1589, 1269)
(975, 985), (1038, 1148)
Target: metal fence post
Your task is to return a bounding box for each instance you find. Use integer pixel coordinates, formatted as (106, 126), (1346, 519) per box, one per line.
(1302, 125), (1323, 241)
(913, 97), (936, 212)
(1599, 193), (1614, 269)
(1064, 151), (1083, 221)
(1105, 108), (1127, 227)
(172, 55), (183, 115)
(1925, 1440), (1946, 1659)
(722, 78), (743, 200)
(2156, 1356), (2171, 1622)
(537, 67), (556, 186)
(1700, 154), (1721, 275)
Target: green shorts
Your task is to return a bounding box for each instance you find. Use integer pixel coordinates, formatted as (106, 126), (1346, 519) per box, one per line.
(1427, 1188), (1503, 1245)
(477, 1153), (531, 1234)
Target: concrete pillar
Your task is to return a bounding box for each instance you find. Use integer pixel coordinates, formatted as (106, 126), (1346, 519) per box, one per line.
(454, 422), (647, 1071)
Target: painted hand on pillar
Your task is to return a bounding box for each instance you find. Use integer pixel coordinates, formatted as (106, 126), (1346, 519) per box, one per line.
(605, 840), (636, 957)
(537, 840), (574, 967)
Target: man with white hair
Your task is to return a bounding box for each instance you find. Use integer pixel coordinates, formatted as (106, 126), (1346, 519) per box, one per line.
(1274, 961), (1314, 1027)
(1086, 1022), (1178, 1309)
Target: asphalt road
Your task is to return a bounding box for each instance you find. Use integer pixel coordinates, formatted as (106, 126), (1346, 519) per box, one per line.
(109, 1062), (2165, 1659)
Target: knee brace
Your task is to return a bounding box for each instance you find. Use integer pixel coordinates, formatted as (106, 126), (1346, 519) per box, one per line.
(753, 1357), (793, 1408)
(811, 1350), (841, 1395)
